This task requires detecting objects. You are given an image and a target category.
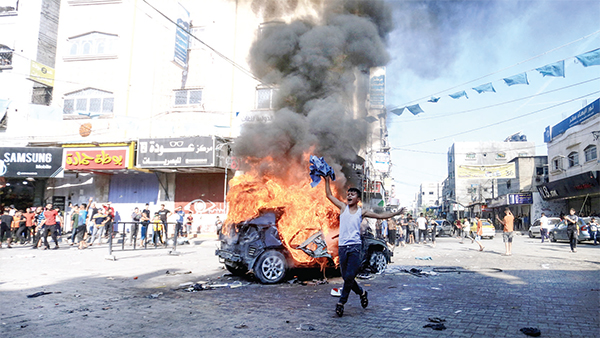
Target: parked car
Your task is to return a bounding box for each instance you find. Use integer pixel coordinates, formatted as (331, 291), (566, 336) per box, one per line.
(433, 219), (453, 237)
(469, 219), (496, 239)
(529, 217), (561, 238)
(549, 217), (592, 243)
(215, 211), (393, 284)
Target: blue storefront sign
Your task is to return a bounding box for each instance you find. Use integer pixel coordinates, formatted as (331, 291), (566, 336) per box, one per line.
(508, 192), (533, 205)
(173, 4), (190, 68)
(545, 98), (599, 142)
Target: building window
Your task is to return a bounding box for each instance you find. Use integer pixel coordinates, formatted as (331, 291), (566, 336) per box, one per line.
(552, 157), (563, 171)
(0, 44), (12, 68)
(584, 145), (597, 162)
(256, 87), (276, 109)
(67, 32), (118, 58)
(465, 153), (475, 160)
(63, 88), (114, 116)
(518, 153), (528, 157)
(429, 191), (434, 195)
(567, 152), (579, 167)
(189, 27), (205, 49)
(173, 89), (202, 106)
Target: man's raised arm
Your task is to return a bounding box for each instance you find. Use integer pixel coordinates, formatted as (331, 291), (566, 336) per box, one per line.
(324, 177), (345, 211)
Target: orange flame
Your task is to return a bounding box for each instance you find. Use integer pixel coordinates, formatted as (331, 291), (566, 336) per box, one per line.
(226, 156), (340, 266)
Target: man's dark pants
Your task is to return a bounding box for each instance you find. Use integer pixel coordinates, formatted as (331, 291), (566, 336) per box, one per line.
(42, 225), (58, 248)
(541, 228), (548, 242)
(338, 244), (364, 305)
(567, 228), (578, 251)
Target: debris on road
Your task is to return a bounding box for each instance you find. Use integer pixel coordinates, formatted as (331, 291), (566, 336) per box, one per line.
(520, 327), (541, 337)
(147, 292), (163, 299)
(415, 256), (433, 260)
(297, 323), (315, 331)
(27, 292), (54, 298)
(423, 323), (447, 330)
(234, 323), (248, 329)
(428, 317), (446, 323)
(165, 270), (192, 276)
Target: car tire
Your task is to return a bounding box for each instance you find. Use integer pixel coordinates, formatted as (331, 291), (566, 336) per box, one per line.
(550, 233), (557, 242)
(369, 251), (387, 274)
(254, 250), (287, 284)
(225, 264), (248, 276)
(528, 231), (534, 238)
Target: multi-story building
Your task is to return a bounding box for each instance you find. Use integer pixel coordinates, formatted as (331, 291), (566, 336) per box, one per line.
(443, 137), (536, 221)
(1, 0), (392, 232)
(417, 181), (441, 214)
(537, 98), (600, 216)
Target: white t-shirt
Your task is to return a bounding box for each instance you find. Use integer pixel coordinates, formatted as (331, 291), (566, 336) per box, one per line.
(416, 217), (427, 230)
(463, 220), (470, 230)
(540, 215), (550, 229)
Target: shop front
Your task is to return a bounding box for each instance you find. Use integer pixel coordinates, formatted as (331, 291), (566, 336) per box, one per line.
(0, 146), (64, 209)
(487, 192), (534, 230)
(537, 171), (600, 216)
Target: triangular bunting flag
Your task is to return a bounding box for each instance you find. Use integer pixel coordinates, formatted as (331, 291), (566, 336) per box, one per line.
(472, 82), (496, 94)
(503, 73), (529, 86)
(536, 60), (565, 77)
(391, 107), (405, 116)
(406, 104), (424, 115)
(575, 48), (600, 67)
(449, 91), (468, 99)
(428, 96), (440, 103)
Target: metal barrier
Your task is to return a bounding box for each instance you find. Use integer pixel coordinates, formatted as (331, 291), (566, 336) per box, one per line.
(109, 221), (183, 255)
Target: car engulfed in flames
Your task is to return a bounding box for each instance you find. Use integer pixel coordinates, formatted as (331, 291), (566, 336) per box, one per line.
(216, 209), (393, 284)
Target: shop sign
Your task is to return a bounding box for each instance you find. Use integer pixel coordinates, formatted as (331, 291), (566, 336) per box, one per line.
(65, 147), (129, 170)
(457, 163), (516, 179)
(537, 171), (599, 200)
(137, 136), (214, 168)
(508, 192), (533, 205)
(0, 147), (64, 178)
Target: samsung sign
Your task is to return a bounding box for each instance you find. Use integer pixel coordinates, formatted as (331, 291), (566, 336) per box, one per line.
(0, 147), (64, 177)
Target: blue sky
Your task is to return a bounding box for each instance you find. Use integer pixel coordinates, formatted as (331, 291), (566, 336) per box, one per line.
(384, 0), (600, 205)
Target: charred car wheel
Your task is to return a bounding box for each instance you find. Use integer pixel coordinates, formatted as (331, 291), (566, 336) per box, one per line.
(254, 250), (287, 284)
(369, 251), (387, 274)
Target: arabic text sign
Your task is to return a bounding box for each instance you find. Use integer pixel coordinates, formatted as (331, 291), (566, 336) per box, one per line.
(65, 147), (129, 170)
(137, 137), (214, 168)
(456, 163), (516, 179)
(0, 147), (64, 177)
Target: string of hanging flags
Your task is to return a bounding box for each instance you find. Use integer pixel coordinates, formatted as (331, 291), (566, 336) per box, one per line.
(390, 47), (600, 116)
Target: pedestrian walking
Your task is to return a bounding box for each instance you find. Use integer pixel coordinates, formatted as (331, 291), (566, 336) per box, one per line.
(407, 216), (416, 244)
(416, 213), (427, 244)
(474, 215), (485, 251)
(69, 204), (79, 245)
(496, 208), (515, 256)
(185, 212), (194, 236)
(89, 208), (108, 246)
(588, 217), (598, 245)
(40, 204), (60, 250)
(455, 219), (462, 238)
(388, 217), (397, 247)
(14, 210), (29, 244)
(1, 208), (13, 248)
(564, 208), (580, 253)
(429, 218), (437, 247)
(75, 202), (91, 249)
(539, 213), (550, 243)
(461, 218), (474, 244)
(130, 207), (142, 245)
(323, 177), (403, 317)
(157, 204), (171, 244)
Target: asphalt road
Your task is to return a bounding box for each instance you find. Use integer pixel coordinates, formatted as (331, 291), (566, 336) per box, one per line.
(1, 232), (598, 337)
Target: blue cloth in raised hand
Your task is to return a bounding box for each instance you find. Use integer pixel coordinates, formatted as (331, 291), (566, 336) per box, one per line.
(309, 155), (335, 188)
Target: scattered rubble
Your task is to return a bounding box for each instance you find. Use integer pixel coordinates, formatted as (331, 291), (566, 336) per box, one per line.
(27, 291), (55, 298)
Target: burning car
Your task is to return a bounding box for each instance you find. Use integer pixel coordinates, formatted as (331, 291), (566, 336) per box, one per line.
(216, 210), (393, 284)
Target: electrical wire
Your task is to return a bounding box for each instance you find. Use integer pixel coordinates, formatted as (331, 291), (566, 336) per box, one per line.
(394, 90), (600, 148)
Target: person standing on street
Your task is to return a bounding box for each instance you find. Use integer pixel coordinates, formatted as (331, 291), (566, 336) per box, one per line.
(496, 208), (514, 256)
(388, 217), (397, 247)
(429, 218), (437, 247)
(157, 204), (171, 244)
(416, 213), (427, 244)
(69, 204), (79, 245)
(588, 217), (598, 245)
(141, 203), (151, 244)
(474, 215), (485, 251)
(323, 176), (403, 317)
(1, 208), (14, 248)
(130, 207), (142, 245)
(103, 202), (115, 239)
(565, 208), (580, 253)
(174, 206), (185, 238)
(75, 202), (91, 249)
(40, 204), (60, 250)
(22, 207), (35, 244)
(539, 213), (550, 243)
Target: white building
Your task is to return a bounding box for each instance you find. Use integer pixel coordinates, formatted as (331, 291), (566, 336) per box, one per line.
(417, 181), (440, 211)
(538, 98), (600, 216)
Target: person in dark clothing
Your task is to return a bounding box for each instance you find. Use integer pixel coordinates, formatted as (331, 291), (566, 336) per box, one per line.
(1, 208), (14, 248)
(130, 207), (142, 245)
(565, 208), (580, 253)
(141, 204), (151, 244)
(157, 204), (171, 245)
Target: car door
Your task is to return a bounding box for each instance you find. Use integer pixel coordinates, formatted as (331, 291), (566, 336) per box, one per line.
(554, 222), (568, 241)
(531, 220), (541, 237)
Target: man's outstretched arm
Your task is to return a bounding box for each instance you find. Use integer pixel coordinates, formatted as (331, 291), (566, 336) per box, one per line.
(363, 208), (405, 220)
(324, 177), (345, 211)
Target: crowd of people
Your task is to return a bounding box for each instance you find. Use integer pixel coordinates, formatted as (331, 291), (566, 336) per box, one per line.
(0, 201), (203, 250)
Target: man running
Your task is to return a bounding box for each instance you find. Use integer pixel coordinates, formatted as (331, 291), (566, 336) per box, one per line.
(323, 177), (403, 317)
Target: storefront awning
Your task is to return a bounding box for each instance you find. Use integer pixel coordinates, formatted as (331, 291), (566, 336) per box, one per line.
(537, 171), (599, 201)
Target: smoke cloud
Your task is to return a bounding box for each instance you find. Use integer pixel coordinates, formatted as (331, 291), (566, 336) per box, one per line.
(235, 0), (393, 180)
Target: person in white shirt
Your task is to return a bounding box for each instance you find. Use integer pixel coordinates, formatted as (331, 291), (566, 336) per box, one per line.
(416, 213), (428, 244)
(539, 213), (550, 243)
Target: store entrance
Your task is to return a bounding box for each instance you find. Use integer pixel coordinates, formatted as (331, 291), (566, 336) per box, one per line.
(0, 177), (43, 211)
